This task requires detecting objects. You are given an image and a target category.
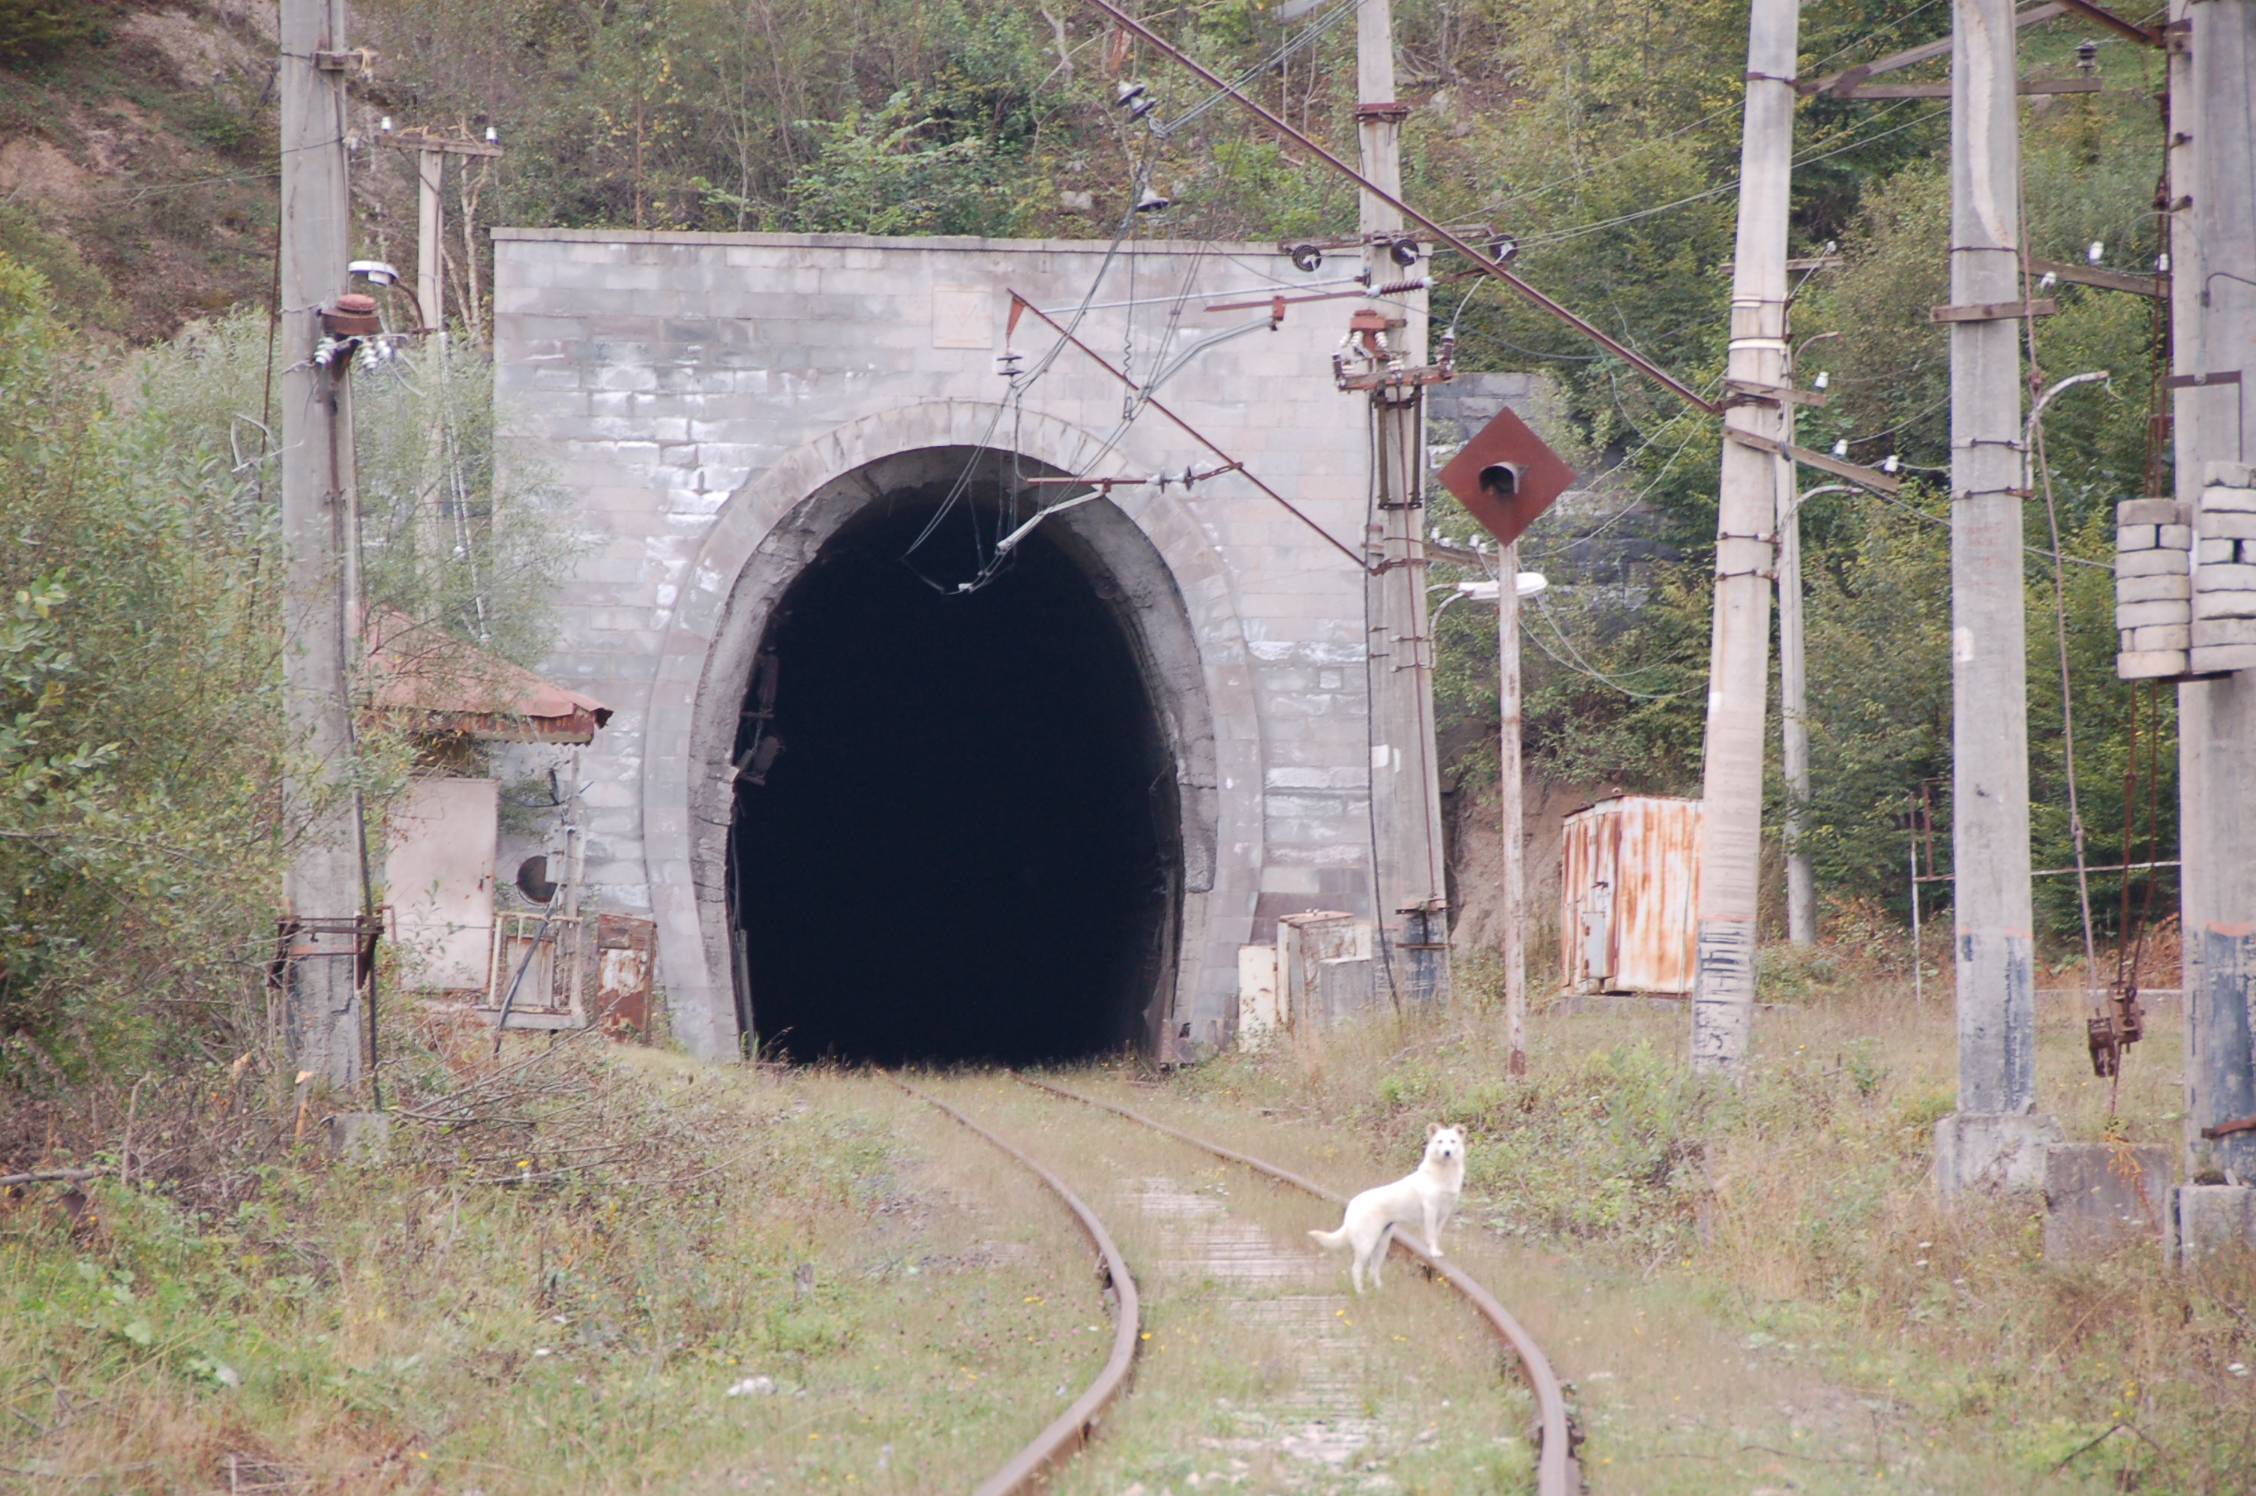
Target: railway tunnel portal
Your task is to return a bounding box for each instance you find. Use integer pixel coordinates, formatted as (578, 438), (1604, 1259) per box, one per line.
(724, 449), (1197, 1064)
(492, 229), (1400, 1063)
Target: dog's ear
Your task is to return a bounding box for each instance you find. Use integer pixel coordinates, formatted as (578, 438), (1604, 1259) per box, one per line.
(1428, 1122), (1441, 1138)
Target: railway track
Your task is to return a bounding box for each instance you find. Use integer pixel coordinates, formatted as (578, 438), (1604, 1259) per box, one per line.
(895, 1071), (1581, 1496)
(891, 1077), (1142, 1496)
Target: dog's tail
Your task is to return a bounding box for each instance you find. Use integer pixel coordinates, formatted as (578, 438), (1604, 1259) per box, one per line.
(1307, 1225), (1349, 1250)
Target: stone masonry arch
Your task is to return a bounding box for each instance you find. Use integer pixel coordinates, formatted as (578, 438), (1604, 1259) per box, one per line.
(641, 400), (1263, 1060)
(496, 229), (1388, 1068)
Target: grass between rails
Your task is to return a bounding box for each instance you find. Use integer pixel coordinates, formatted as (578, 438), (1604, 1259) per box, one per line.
(0, 1035), (1111, 1493)
(921, 1072), (1538, 1495)
(1129, 969), (2256, 1494)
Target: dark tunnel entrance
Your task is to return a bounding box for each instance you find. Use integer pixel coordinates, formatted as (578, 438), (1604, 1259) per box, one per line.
(726, 475), (1182, 1065)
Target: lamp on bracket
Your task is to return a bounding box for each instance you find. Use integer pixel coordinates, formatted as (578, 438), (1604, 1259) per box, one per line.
(348, 258), (428, 333)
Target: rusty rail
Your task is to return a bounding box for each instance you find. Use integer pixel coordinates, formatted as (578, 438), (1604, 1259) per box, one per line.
(889, 1076), (1142, 1496)
(1016, 1075), (1580, 1496)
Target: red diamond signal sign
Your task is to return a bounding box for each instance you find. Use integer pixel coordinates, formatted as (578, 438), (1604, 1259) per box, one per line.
(1435, 406), (1575, 548)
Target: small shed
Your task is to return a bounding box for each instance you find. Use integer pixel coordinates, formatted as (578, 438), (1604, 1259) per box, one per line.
(363, 611), (619, 1004)
(1560, 795), (1702, 995)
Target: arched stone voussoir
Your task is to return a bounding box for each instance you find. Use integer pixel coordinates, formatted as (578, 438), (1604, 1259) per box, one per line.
(639, 397), (1265, 1062)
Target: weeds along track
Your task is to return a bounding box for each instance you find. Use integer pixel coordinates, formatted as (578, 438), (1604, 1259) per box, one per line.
(1017, 1075), (1581, 1496)
(891, 1076), (1143, 1496)
(901, 1069), (1578, 1496)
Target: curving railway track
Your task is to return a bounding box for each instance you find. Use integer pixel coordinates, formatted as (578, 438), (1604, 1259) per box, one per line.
(895, 1071), (1581, 1496)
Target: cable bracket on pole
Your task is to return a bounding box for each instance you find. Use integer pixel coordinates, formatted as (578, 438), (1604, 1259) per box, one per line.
(1930, 298), (2060, 322)
(1725, 427), (1902, 493)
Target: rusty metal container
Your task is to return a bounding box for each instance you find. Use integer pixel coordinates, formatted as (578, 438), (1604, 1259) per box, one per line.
(592, 914), (657, 1039)
(1560, 796), (1702, 995)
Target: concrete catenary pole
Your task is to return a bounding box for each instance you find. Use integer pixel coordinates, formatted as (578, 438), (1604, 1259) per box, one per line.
(2175, 0), (2256, 1185)
(1358, 0), (1451, 1003)
(1776, 462), (1818, 946)
(1777, 336), (1837, 947)
(1934, 0), (2058, 1196)
(279, 0), (366, 1088)
(417, 149), (444, 332)
(1500, 544), (1528, 1073)
(1690, 0), (1799, 1074)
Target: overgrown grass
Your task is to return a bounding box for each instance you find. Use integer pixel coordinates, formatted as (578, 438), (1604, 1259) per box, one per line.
(10, 952), (2249, 1493)
(0, 1029), (1111, 1492)
(1158, 959), (2254, 1493)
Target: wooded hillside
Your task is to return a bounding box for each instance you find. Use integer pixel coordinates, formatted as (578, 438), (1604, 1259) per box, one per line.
(0, 0), (2175, 953)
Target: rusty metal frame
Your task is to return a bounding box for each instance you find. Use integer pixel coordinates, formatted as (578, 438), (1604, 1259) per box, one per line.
(485, 910), (588, 1025)
(1076, 0), (1719, 416)
(1018, 1076), (1582, 1496)
(890, 1077), (1141, 1496)
(1007, 292), (1373, 571)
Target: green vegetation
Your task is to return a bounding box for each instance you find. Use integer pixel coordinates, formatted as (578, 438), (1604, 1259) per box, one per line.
(1158, 979), (2250, 1493)
(0, 266), (564, 1082)
(0, 0), (104, 66)
(0, 4), (2224, 1486)
(1, 1043), (1116, 1490)
(0, 0), (2180, 936)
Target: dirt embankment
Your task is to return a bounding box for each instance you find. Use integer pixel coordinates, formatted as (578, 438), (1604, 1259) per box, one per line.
(0, 2), (281, 334)
(1447, 774), (1594, 973)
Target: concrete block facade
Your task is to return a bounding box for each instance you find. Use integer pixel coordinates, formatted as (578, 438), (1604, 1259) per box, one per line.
(493, 228), (1391, 1061)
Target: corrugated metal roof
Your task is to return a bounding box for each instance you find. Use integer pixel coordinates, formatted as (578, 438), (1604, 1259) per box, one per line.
(364, 609), (612, 744)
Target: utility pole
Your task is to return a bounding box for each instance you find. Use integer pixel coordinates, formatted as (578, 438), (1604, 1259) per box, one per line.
(279, 0), (366, 1088)
(1934, 0), (2057, 1196)
(2174, 0), (2256, 1187)
(1777, 332), (1837, 948)
(1690, 0), (1799, 1075)
(1499, 545), (1528, 1073)
(1357, 0), (1451, 1004)
(372, 127), (501, 595)
(417, 146), (443, 332)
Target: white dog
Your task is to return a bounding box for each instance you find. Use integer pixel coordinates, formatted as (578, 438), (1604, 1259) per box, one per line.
(1308, 1124), (1466, 1293)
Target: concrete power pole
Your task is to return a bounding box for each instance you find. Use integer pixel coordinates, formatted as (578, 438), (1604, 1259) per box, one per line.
(417, 147), (444, 332)
(1357, 0), (1451, 1004)
(1933, 0), (2058, 1196)
(1690, 0), (1799, 1074)
(1777, 334), (1837, 948)
(279, 0), (366, 1088)
(2175, 0), (2256, 1189)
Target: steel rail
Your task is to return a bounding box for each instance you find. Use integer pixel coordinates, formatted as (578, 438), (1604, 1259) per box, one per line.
(1017, 1074), (1580, 1496)
(1077, 0), (1718, 416)
(889, 1075), (1142, 1496)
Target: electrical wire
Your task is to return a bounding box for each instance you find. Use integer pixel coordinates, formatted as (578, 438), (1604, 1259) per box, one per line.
(1466, 0), (1951, 221)
(1524, 594), (1682, 701)
(1512, 102), (1937, 250)
(1148, 0), (1362, 139)
(1358, 396), (1406, 1013)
